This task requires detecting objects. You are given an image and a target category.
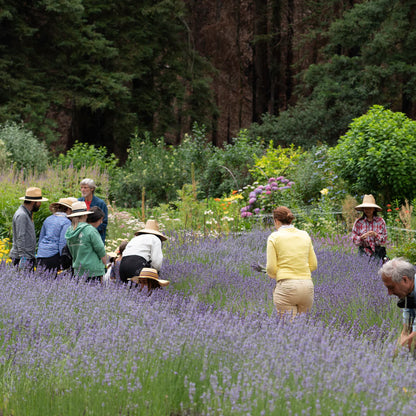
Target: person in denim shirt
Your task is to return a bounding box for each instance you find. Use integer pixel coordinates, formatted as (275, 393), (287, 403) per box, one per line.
(37, 198), (73, 272)
(10, 187), (48, 269)
(379, 258), (416, 351)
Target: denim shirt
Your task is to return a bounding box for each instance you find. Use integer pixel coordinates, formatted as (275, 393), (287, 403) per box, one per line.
(37, 213), (71, 258)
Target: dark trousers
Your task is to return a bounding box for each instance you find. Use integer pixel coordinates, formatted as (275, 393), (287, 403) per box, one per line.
(12, 257), (36, 270)
(119, 255), (150, 283)
(37, 253), (61, 272)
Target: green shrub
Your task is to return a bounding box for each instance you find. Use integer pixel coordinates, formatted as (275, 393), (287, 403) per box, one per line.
(291, 145), (346, 205)
(57, 141), (119, 176)
(112, 132), (187, 207)
(0, 121), (49, 173)
(200, 130), (264, 198)
(330, 105), (416, 203)
(250, 141), (304, 182)
(0, 139), (10, 169)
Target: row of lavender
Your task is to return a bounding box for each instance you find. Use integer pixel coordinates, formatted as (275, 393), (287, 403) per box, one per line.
(0, 230), (414, 415)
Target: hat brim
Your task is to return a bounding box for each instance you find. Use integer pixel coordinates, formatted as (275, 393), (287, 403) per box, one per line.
(49, 202), (72, 211)
(128, 275), (170, 287)
(355, 203), (382, 212)
(20, 196), (49, 202)
(67, 210), (93, 218)
(134, 229), (167, 241)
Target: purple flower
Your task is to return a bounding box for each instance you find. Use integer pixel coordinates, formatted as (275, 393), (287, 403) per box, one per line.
(249, 198), (256, 204)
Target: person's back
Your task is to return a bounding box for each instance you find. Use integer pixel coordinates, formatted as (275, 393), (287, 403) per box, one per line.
(267, 227), (316, 280)
(65, 222), (106, 278)
(37, 213), (70, 257)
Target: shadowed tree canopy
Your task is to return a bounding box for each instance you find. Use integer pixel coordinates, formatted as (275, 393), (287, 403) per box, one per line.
(250, 0), (416, 147)
(0, 0), (216, 154)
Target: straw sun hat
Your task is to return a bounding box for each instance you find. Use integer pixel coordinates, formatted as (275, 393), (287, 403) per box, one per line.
(19, 187), (48, 202)
(355, 194), (382, 212)
(67, 201), (93, 217)
(128, 268), (170, 287)
(134, 219), (167, 241)
(49, 197), (74, 212)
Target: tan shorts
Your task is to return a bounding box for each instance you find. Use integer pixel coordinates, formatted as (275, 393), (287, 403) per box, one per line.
(273, 279), (314, 317)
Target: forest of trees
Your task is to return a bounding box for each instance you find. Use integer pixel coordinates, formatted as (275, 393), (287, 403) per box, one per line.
(1, 0), (415, 155)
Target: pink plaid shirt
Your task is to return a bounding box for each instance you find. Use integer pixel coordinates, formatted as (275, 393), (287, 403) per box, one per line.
(352, 215), (387, 255)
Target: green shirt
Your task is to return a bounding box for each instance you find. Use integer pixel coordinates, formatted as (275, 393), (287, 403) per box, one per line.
(65, 222), (106, 278)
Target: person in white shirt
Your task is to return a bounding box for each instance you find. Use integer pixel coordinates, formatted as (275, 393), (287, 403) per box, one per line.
(119, 220), (167, 284)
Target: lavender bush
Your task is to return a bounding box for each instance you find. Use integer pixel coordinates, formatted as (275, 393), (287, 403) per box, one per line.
(0, 229), (414, 415)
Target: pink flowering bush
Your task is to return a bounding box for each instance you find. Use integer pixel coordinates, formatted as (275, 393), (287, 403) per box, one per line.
(240, 176), (294, 218)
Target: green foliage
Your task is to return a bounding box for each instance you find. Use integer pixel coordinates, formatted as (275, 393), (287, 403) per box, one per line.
(177, 123), (215, 194)
(250, 0), (416, 147)
(391, 239), (416, 264)
(0, 139), (10, 169)
(112, 132), (187, 207)
(113, 128), (265, 207)
(329, 105), (416, 203)
(289, 145), (345, 206)
(57, 141), (119, 176)
(0, 0), (216, 146)
(200, 130), (264, 198)
(0, 121), (49, 173)
(250, 141), (304, 182)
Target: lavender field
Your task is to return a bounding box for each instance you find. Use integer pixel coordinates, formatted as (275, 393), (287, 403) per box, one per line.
(1, 229), (415, 415)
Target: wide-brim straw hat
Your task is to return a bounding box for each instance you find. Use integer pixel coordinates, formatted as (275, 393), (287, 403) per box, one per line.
(134, 219), (167, 241)
(355, 194), (382, 212)
(128, 268), (170, 287)
(19, 187), (48, 202)
(49, 197), (74, 212)
(67, 201), (93, 217)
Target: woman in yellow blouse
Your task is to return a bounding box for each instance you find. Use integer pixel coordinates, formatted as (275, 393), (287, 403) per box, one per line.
(266, 206), (317, 317)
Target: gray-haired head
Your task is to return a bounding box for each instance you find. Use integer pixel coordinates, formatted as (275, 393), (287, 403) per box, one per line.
(378, 257), (415, 283)
(80, 178), (96, 190)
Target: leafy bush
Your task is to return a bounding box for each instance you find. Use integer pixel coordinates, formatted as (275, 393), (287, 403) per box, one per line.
(291, 145), (346, 205)
(57, 141), (119, 176)
(200, 130), (264, 198)
(0, 121), (49, 173)
(330, 105), (416, 203)
(0, 139), (10, 169)
(250, 141), (304, 182)
(177, 123), (214, 188)
(112, 132), (187, 207)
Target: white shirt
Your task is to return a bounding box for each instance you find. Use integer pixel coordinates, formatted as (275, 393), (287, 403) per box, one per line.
(122, 233), (163, 271)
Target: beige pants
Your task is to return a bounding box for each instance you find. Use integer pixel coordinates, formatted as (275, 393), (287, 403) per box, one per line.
(273, 279), (314, 317)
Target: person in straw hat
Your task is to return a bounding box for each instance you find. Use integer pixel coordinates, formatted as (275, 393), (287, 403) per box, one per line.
(10, 187), (48, 269)
(119, 219), (167, 286)
(65, 201), (107, 282)
(352, 194), (387, 260)
(37, 198), (74, 273)
(128, 267), (169, 294)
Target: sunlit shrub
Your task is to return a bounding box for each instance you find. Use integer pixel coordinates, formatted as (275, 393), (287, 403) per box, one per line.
(0, 121), (49, 173)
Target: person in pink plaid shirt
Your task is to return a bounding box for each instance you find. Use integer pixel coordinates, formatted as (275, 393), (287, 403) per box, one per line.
(352, 194), (387, 260)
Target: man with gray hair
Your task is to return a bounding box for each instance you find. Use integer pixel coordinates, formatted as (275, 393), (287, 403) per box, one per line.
(78, 178), (108, 243)
(379, 257), (416, 350)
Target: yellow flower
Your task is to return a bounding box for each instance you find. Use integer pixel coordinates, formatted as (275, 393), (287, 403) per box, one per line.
(320, 188), (329, 196)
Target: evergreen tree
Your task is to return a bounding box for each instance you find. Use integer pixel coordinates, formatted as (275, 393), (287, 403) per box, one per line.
(0, 1), (215, 149)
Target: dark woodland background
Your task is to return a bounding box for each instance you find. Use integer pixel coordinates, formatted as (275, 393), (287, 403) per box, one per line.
(1, 0), (415, 157)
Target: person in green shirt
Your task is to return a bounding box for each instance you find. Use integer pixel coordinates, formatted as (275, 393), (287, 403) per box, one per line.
(65, 201), (106, 282)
